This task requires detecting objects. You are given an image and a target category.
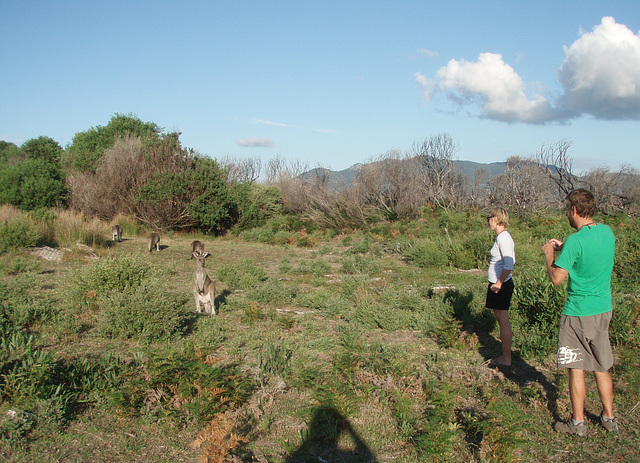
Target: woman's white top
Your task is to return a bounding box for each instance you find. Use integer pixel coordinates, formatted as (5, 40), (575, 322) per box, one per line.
(488, 230), (515, 284)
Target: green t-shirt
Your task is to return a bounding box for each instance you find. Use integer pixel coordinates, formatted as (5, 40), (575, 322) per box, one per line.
(554, 223), (615, 316)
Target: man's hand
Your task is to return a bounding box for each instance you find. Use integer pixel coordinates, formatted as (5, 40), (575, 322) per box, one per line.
(542, 238), (569, 286)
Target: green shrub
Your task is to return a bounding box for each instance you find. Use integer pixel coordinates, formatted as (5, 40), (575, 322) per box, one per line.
(0, 279), (52, 335)
(114, 347), (254, 423)
(235, 183), (284, 230)
(241, 225), (276, 244)
(340, 254), (381, 275)
(295, 258), (332, 277)
(97, 282), (189, 343)
(610, 293), (639, 347)
(259, 338), (293, 377)
(511, 266), (566, 358)
(86, 255), (150, 294)
(192, 316), (229, 349)
(297, 288), (350, 316)
(0, 157), (67, 211)
(217, 258), (267, 290)
(612, 221), (640, 292)
(0, 218), (40, 253)
(402, 238), (449, 269)
(247, 278), (298, 305)
(447, 245), (477, 270)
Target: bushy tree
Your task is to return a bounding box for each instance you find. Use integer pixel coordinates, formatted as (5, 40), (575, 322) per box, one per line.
(0, 137), (67, 210)
(233, 182), (284, 230)
(22, 136), (64, 163)
(186, 157), (237, 233)
(67, 113), (161, 172)
(0, 141), (24, 164)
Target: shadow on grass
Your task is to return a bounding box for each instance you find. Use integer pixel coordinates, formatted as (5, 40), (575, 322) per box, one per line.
(444, 288), (561, 423)
(215, 289), (231, 312)
(285, 406), (377, 463)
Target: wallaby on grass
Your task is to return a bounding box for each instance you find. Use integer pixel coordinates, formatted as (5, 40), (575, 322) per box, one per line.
(193, 250), (216, 315)
(112, 225), (123, 242)
(148, 233), (160, 252)
(190, 240), (205, 259)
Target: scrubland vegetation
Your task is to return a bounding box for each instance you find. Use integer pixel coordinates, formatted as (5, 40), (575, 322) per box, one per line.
(1, 114), (639, 462)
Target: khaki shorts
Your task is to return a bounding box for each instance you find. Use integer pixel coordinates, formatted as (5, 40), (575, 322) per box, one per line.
(557, 312), (613, 372)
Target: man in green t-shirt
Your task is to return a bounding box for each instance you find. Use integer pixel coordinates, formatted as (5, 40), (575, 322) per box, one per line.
(542, 189), (618, 437)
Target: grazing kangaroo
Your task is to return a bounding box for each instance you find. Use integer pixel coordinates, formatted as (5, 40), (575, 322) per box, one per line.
(112, 225), (123, 242)
(193, 250), (216, 315)
(190, 240), (205, 259)
(148, 233), (160, 252)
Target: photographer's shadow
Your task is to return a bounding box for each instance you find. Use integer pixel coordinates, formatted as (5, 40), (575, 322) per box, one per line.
(285, 406), (377, 463)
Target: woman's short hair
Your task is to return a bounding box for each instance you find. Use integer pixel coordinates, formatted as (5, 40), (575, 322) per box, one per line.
(490, 207), (509, 227)
(566, 189), (595, 218)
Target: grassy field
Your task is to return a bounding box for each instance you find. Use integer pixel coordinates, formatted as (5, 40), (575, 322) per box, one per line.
(1, 211), (639, 462)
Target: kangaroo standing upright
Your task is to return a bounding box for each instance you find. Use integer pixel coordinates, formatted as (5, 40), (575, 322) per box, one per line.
(112, 225), (123, 242)
(148, 233), (160, 252)
(193, 250), (216, 315)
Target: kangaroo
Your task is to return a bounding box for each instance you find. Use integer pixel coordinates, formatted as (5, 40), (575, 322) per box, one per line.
(193, 250), (216, 315)
(148, 233), (160, 252)
(112, 225), (123, 242)
(190, 240), (205, 259)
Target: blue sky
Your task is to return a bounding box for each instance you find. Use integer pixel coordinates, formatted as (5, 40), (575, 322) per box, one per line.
(2, 1), (639, 173)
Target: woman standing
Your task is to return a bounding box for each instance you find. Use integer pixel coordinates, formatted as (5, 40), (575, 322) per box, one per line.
(486, 208), (515, 366)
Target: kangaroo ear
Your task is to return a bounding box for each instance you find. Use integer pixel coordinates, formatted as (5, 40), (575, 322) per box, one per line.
(193, 251), (200, 258)
(203, 252), (210, 258)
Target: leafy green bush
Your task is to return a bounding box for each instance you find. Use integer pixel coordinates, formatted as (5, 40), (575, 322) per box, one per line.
(511, 266), (566, 358)
(114, 347), (254, 423)
(0, 158), (67, 211)
(297, 288), (350, 316)
(192, 316), (229, 349)
(0, 218), (40, 253)
(259, 338), (293, 377)
(67, 113), (161, 173)
(241, 224), (277, 244)
(294, 257), (332, 277)
(612, 221), (640, 292)
(402, 238), (449, 268)
(0, 278), (52, 336)
(340, 254), (381, 275)
(610, 293), (639, 347)
(217, 258), (267, 290)
(97, 282), (189, 343)
(235, 183), (284, 230)
(84, 255), (150, 294)
(184, 157), (237, 234)
(246, 278), (298, 305)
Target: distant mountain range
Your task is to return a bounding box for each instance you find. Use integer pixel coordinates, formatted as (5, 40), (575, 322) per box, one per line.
(303, 160), (508, 188)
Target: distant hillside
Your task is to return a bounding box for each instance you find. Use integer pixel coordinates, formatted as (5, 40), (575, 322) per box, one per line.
(303, 160), (507, 188)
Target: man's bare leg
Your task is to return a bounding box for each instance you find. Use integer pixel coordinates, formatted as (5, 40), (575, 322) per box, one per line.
(594, 370), (614, 417)
(569, 368), (586, 421)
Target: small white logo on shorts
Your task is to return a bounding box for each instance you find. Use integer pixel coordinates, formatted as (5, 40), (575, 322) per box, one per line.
(558, 346), (583, 365)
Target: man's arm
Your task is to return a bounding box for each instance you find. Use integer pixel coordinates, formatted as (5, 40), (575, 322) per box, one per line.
(542, 241), (569, 286)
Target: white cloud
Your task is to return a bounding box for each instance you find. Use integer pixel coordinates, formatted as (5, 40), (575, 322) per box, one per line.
(421, 17), (640, 123)
(435, 52), (554, 123)
(236, 137), (274, 148)
(558, 16), (640, 120)
(415, 72), (436, 103)
(251, 118), (337, 133)
(418, 48), (439, 58)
